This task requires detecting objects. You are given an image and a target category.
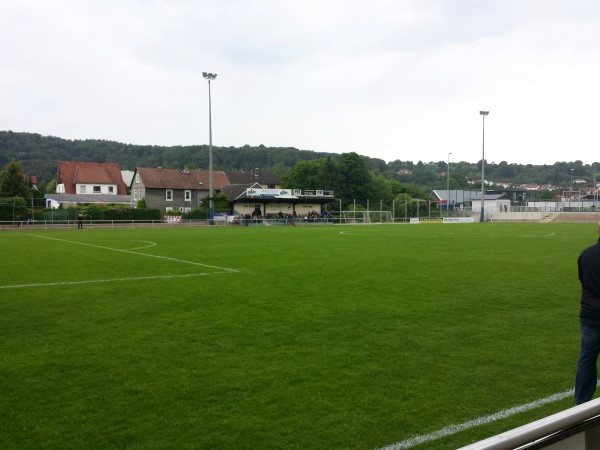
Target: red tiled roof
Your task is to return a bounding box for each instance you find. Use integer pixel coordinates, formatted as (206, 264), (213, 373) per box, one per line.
(58, 161), (126, 195)
(135, 168), (229, 190)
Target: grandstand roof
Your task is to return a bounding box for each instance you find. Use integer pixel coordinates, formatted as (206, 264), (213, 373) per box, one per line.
(221, 183), (261, 201)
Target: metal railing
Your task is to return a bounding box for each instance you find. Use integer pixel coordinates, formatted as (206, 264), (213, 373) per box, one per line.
(459, 398), (600, 450)
(0, 219), (223, 230)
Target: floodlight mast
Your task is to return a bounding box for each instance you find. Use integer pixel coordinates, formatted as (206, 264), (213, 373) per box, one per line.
(479, 111), (489, 223)
(447, 152), (452, 217)
(203, 72), (217, 224)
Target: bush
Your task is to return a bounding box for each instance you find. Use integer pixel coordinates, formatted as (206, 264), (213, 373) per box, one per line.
(0, 197), (28, 221)
(83, 206), (162, 221)
(39, 209), (75, 221)
(38, 205), (162, 222)
(182, 208), (208, 220)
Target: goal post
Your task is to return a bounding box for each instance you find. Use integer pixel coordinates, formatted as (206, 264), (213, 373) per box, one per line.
(339, 210), (393, 224)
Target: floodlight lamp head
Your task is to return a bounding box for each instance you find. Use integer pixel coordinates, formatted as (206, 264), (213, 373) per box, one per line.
(480, 111), (489, 116)
(203, 72), (217, 80)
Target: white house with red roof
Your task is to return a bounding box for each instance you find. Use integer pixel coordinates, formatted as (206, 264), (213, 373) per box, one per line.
(56, 161), (127, 195)
(45, 161), (131, 209)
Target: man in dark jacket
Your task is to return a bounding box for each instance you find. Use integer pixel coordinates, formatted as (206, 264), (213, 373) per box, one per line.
(575, 222), (600, 404)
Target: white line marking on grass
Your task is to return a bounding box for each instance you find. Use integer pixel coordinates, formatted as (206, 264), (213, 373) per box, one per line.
(0, 273), (222, 289)
(127, 240), (158, 250)
(31, 235), (238, 273)
(379, 388), (574, 450)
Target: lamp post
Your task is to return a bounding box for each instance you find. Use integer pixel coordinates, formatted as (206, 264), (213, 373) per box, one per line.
(31, 186), (36, 222)
(570, 168), (574, 198)
(447, 152), (452, 217)
(594, 164), (597, 207)
(203, 72), (217, 224)
(479, 111), (489, 222)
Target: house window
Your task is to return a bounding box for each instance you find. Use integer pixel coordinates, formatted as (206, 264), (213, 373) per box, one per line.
(166, 189), (173, 201)
(93, 186), (101, 193)
(185, 190), (191, 202)
(108, 186), (114, 193)
(80, 185), (87, 194)
(133, 190), (138, 201)
(165, 207), (174, 213)
(135, 173), (140, 183)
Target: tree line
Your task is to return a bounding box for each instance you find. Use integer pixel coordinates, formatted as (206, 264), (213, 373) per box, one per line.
(2, 130), (599, 214)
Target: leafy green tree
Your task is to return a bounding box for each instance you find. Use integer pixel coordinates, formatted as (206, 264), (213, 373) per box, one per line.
(198, 192), (230, 213)
(45, 178), (57, 194)
(369, 173), (400, 208)
(269, 163), (292, 179)
(319, 157), (340, 193)
(0, 160), (30, 198)
(284, 160), (324, 189)
(539, 189), (557, 200)
(0, 196), (28, 221)
(337, 152), (371, 203)
(398, 183), (429, 198)
(283, 157), (341, 196)
(393, 193), (417, 219)
(449, 172), (469, 189)
(396, 196), (430, 219)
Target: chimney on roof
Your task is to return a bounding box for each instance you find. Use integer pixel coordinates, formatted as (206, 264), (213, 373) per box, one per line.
(254, 168), (259, 178)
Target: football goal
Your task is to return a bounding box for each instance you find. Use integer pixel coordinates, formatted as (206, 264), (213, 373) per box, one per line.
(339, 210), (393, 224)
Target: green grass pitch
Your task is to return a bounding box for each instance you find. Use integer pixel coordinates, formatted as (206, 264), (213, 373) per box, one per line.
(0, 222), (595, 449)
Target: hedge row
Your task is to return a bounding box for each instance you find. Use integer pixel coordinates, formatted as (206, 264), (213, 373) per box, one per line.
(0, 197), (28, 221)
(35, 206), (162, 222)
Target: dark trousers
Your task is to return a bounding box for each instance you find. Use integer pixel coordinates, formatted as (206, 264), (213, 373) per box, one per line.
(575, 317), (600, 404)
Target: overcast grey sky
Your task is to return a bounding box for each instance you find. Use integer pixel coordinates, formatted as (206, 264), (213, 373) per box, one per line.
(1, 0), (599, 165)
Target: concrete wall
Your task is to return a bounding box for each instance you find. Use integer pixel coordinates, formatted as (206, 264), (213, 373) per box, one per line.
(490, 212), (546, 221)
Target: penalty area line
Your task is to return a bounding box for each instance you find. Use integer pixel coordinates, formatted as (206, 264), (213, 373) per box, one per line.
(379, 387), (575, 449)
(31, 234), (238, 273)
(0, 272), (228, 290)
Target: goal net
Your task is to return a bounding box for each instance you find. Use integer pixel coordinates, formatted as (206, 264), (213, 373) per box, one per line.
(339, 211), (393, 224)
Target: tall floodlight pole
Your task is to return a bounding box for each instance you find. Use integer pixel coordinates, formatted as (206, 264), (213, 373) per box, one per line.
(203, 72), (217, 224)
(479, 111), (489, 222)
(594, 164), (597, 207)
(447, 152), (452, 217)
(571, 168), (574, 197)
